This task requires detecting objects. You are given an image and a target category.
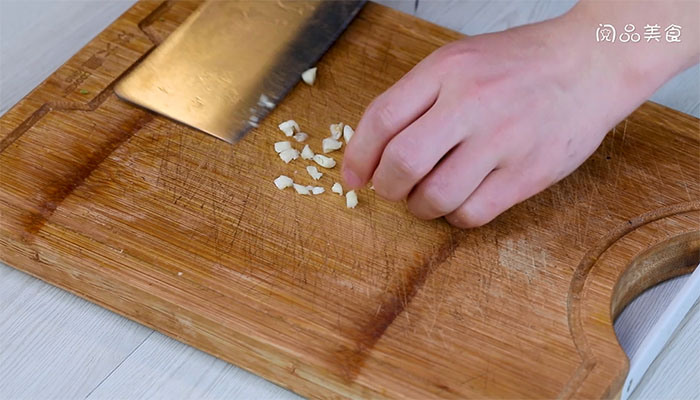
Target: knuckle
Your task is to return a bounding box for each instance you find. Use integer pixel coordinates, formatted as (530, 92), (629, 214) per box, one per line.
(368, 97), (399, 133)
(432, 43), (474, 73)
(448, 205), (490, 229)
(436, 51), (461, 72)
(385, 142), (426, 180)
(373, 182), (402, 203)
(423, 184), (454, 215)
(380, 192), (403, 203)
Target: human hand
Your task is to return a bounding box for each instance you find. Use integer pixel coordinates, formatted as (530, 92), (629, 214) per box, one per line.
(341, 8), (687, 228)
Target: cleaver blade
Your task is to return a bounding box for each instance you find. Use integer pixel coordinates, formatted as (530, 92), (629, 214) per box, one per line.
(115, 0), (366, 143)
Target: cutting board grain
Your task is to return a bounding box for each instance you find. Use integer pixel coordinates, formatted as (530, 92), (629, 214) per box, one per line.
(1, 1), (698, 398)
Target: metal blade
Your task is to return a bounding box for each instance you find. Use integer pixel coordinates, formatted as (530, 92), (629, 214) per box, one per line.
(115, 0), (366, 143)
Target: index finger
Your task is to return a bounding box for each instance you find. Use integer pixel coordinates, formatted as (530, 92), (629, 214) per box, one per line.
(342, 61), (441, 189)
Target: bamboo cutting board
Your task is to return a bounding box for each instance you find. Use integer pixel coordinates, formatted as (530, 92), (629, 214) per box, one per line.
(1, 1), (698, 398)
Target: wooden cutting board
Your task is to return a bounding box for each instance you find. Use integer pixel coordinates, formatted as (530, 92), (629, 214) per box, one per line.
(1, 1), (698, 398)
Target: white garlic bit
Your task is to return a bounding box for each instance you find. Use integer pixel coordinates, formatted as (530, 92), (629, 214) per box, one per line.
(274, 175), (293, 190)
(278, 120), (300, 137)
(306, 165), (323, 180)
(301, 67), (317, 85)
(301, 144), (315, 160)
(343, 124), (354, 143)
(331, 182), (343, 195)
(312, 186), (325, 195)
(258, 94), (275, 109)
(322, 137), (343, 153)
(274, 141), (292, 153)
(313, 154), (336, 169)
(330, 123), (344, 140)
(293, 183), (311, 195)
(346, 190), (358, 209)
(293, 132), (308, 142)
(279, 148), (299, 163)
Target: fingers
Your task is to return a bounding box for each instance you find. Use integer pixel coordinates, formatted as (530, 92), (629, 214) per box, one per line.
(406, 139), (497, 220)
(445, 166), (550, 228)
(371, 99), (466, 202)
(342, 61), (441, 189)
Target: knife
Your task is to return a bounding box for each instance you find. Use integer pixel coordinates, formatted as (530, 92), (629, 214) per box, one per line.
(115, 0), (366, 143)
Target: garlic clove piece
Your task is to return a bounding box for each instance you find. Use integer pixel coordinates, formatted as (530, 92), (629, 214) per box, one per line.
(343, 125), (354, 143)
(313, 154), (336, 169)
(322, 137), (342, 153)
(278, 120), (299, 136)
(258, 94), (275, 109)
(330, 123), (344, 140)
(273, 175), (293, 190)
(293, 183), (311, 195)
(279, 148), (300, 163)
(274, 141), (292, 153)
(346, 190), (358, 209)
(301, 144), (315, 160)
(293, 132), (308, 142)
(301, 67), (317, 85)
(306, 165), (323, 180)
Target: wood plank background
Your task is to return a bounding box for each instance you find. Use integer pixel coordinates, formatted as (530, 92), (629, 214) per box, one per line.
(0, 0), (696, 393)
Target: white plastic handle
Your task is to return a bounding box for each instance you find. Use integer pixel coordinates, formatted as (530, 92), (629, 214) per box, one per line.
(621, 263), (700, 400)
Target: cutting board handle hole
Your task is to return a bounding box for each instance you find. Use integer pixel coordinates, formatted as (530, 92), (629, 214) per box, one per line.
(611, 231), (700, 321)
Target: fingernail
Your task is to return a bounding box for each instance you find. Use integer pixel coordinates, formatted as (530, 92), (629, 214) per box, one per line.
(343, 167), (361, 188)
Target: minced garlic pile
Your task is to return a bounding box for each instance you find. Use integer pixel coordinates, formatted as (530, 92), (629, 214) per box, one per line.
(273, 117), (357, 209)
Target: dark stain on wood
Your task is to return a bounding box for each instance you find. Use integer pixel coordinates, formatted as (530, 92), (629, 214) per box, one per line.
(334, 229), (465, 381)
(21, 112), (153, 240)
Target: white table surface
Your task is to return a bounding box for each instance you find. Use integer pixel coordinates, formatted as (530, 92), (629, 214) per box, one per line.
(1, 1), (698, 399)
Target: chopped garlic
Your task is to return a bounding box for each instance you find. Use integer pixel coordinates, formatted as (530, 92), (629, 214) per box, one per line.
(293, 183), (311, 195)
(313, 154), (336, 169)
(278, 120), (299, 136)
(312, 186), (325, 195)
(274, 141), (292, 153)
(306, 165), (323, 180)
(330, 123), (344, 140)
(301, 67), (317, 85)
(301, 144), (315, 160)
(293, 132), (308, 142)
(279, 148), (299, 163)
(331, 182), (343, 195)
(322, 137), (342, 153)
(343, 125), (354, 143)
(346, 190), (358, 209)
(258, 94), (275, 109)
(274, 175), (293, 190)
